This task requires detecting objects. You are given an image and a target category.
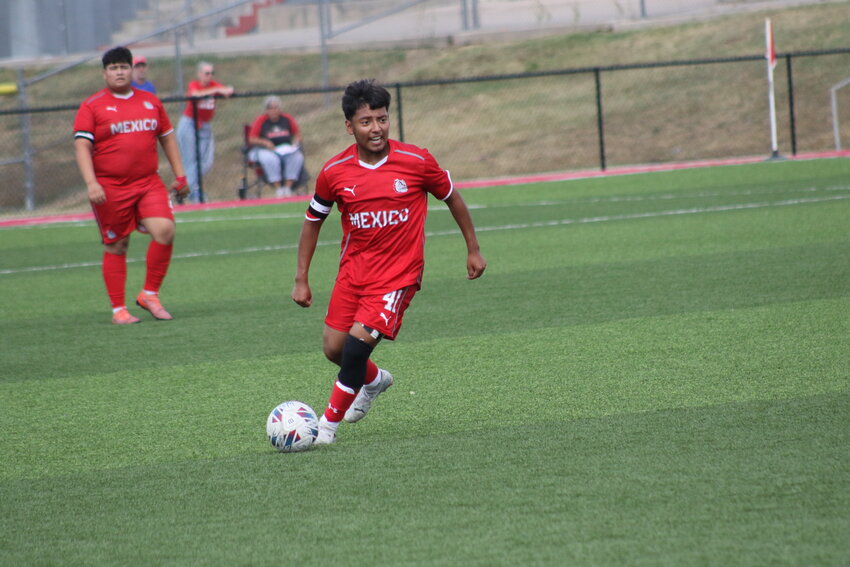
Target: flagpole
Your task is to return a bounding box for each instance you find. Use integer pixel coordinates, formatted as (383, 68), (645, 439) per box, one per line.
(766, 18), (780, 159)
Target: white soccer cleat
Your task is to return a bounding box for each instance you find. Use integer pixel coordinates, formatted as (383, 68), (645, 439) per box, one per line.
(314, 417), (337, 445)
(344, 369), (394, 423)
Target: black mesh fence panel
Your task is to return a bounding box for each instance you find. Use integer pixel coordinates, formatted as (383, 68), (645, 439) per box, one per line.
(600, 60), (775, 165)
(786, 52), (850, 153)
(2, 49), (850, 218)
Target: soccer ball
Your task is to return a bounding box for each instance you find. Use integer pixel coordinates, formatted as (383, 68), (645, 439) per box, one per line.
(266, 401), (319, 452)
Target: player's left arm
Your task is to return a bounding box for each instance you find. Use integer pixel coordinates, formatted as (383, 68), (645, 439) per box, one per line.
(444, 190), (487, 280)
(159, 132), (189, 197)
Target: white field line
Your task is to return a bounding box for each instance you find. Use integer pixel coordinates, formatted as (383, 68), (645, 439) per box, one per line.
(4, 185), (849, 231)
(1, 193), (848, 276)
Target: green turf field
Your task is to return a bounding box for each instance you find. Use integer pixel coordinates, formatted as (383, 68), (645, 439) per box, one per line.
(1, 159), (848, 566)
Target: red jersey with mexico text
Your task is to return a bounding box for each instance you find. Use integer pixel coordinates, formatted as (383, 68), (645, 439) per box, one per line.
(73, 88), (173, 187)
(307, 140), (453, 294)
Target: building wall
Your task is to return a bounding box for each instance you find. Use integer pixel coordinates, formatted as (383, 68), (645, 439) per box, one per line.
(0, 0), (147, 59)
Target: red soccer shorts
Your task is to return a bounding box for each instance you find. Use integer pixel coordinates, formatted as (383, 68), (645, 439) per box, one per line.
(325, 284), (417, 340)
(91, 176), (174, 244)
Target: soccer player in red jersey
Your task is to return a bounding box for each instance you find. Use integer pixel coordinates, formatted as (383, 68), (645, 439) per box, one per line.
(291, 79), (487, 444)
(73, 47), (189, 325)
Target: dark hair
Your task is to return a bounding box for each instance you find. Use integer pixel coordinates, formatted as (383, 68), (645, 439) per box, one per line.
(341, 79), (391, 121)
(102, 46), (132, 68)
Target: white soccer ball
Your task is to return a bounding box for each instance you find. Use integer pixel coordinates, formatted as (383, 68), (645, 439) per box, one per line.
(266, 401), (319, 452)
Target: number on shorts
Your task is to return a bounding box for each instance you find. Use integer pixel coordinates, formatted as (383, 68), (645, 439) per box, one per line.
(382, 290), (402, 313)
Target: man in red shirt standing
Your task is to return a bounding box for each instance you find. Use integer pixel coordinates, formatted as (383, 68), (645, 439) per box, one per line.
(74, 46), (189, 324)
(176, 61), (234, 203)
(291, 79), (487, 444)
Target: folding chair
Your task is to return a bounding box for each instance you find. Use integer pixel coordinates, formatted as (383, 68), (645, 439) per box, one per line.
(237, 124), (270, 200)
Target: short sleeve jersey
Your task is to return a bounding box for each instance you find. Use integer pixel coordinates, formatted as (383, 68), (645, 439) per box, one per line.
(181, 79), (223, 123)
(249, 113), (300, 146)
(73, 88), (173, 187)
(306, 140), (453, 294)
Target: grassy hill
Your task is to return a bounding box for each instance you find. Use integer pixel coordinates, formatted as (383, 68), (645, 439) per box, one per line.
(1, 1), (850, 210)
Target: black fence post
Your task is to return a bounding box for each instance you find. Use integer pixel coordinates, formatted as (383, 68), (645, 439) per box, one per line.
(16, 68), (35, 211)
(192, 97), (205, 203)
(594, 67), (607, 171)
(785, 54), (797, 156)
(191, 98), (205, 203)
(395, 83), (405, 143)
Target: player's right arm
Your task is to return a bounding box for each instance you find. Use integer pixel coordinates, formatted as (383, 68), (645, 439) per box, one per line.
(73, 137), (105, 205)
(291, 218), (324, 308)
(292, 176), (334, 308)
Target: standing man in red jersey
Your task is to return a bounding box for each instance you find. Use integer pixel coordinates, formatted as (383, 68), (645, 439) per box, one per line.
(176, 61), (234, 203)
(291, 79), (487, 444)
(74, 46), (189, 325)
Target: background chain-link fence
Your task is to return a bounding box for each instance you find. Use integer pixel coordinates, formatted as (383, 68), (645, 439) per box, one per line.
(2, 48), (850, 216)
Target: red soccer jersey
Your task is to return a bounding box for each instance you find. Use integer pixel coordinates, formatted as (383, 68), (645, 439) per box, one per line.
(307, 140), (453, 294)
(181, 79), (224, 123)
(73, 88), (173, 187)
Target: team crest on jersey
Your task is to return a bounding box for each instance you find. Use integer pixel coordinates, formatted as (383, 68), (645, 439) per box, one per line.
(143, 101), (154, 110)
(393, 179), (408, 193)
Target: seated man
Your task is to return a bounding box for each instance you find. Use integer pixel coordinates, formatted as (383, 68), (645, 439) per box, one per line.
(247, 96), (305, 197)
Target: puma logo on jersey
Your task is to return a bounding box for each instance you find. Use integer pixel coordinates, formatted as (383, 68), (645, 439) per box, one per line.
(106, 106), (118, 112)
(343, 185), (356, 196)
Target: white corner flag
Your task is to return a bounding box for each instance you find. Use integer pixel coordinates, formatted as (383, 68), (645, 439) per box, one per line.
(765, 18), (780, 158)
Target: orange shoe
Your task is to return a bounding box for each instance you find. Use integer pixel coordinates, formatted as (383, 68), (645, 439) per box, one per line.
(135, 292), (173, 320)
(112, 308), (141, 325)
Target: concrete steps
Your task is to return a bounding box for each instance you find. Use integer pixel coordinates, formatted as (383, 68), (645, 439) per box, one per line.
(110, 0), (240, 46)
